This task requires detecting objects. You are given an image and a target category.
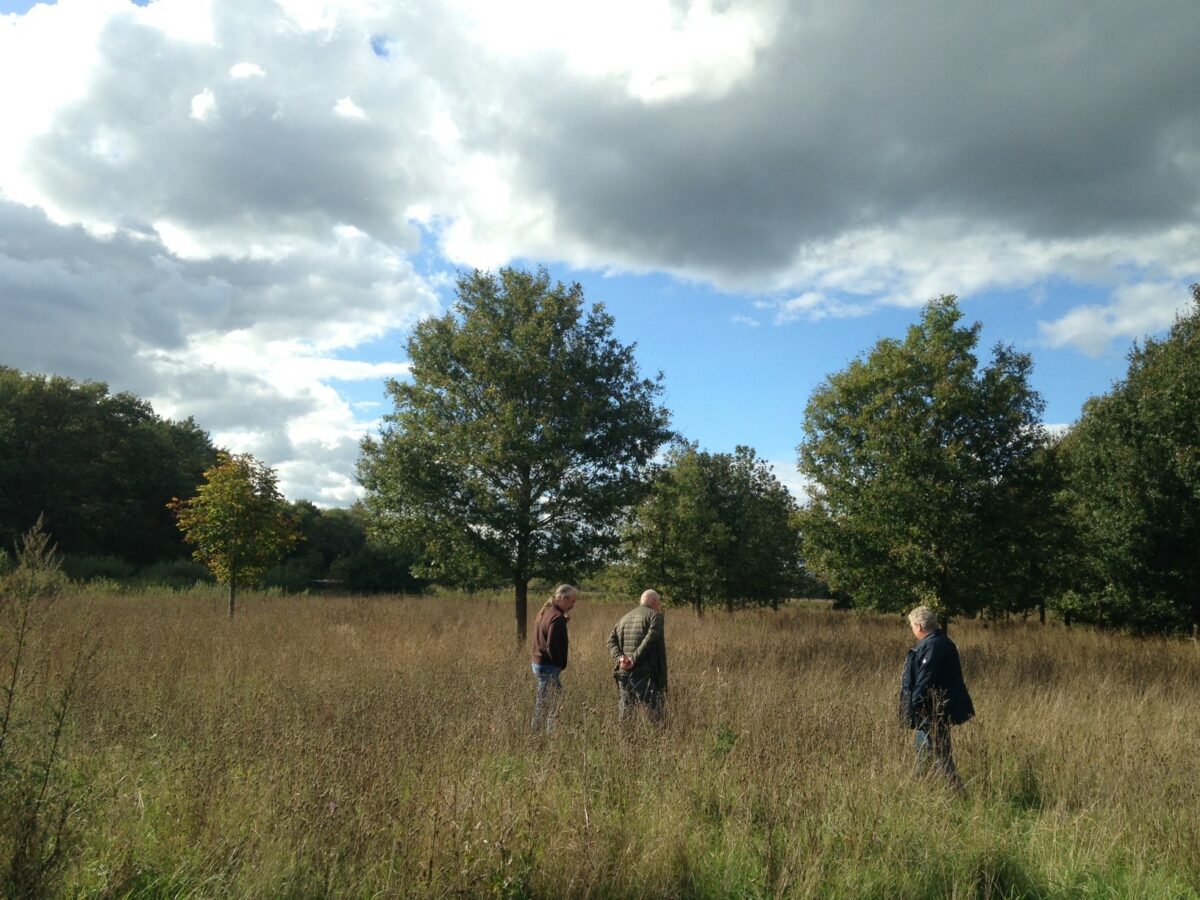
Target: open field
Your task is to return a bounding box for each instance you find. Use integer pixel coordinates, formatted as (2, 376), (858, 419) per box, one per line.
(5, 590), (1200, 898)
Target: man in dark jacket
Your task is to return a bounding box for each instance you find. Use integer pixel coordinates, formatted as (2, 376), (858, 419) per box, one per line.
(607, 589), (668, 724)
(529, 584), (577, 733)
(900, 605), (974, 789)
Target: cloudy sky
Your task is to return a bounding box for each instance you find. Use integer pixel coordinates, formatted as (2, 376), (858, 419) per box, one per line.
(2, 0), (1197, 504)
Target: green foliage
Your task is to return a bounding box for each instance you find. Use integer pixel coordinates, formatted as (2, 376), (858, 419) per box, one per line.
(60, 554), (137, 584)
(329, 542), (428, 594)
(358, 267), (671, 641)
(0, 366), (219, 564)
(168, 453), (298, 617)
(622, 443), (803, 613)
(265, 501), (426, 594)
(134, 558), (214, 590)
(798, 297), (1053, 619)
(1058, 284), (1200, 632)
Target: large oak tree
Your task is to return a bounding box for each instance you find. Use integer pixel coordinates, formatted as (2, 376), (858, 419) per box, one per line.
(358, 268), (671, 644)
(798, 297), (1052, 620)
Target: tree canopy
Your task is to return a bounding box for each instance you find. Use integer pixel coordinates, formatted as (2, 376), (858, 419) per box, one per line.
(358, 267), (671, 643)
(1058, 284), (1200, 633)
(0, 367), (218, 562)
(168, 453), (297, 617)
(797, 297), (1052, 619)
(621, 444), (803, 614)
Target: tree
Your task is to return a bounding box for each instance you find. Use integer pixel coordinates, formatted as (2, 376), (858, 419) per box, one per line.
(797, 297), (1052, 620)
(0, 367), (218, 563)
(621, 444), (803, 614)
(358, 267), (671, 643)
(168, 453), (297, 618)
(1058, 284), (1200, 633)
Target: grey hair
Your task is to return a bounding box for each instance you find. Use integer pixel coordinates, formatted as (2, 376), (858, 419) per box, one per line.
(541, 583), (578, 612)
(907, 606), (940, 632)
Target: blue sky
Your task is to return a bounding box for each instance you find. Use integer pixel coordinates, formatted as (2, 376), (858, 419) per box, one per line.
(2, 0), (1197, 503)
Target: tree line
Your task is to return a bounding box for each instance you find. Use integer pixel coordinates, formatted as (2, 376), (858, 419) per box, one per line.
(2, 274), (1197, 639)
(0, 367), (422, 597)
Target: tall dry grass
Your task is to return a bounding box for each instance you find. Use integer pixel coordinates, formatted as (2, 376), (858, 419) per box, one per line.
(13, 589), (1200, 898)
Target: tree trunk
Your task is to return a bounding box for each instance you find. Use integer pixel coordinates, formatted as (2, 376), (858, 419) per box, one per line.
(228, 578), (237, 619)
(514, 577), (528, 646)
(1039, 603), (1046, 626)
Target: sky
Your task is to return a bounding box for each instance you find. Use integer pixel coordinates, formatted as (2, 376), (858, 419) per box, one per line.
(1, 0), (1197, 505)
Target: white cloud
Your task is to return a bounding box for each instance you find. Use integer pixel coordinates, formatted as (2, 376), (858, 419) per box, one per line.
(765, 459), (811, 505)
(447, 0), (782, 103)
(229, 61), (265, 78)
(135, 0), (216, 45)
(1038, 281), (1193, 356)
(190, 88), (217, 121)
(333, 96), (367, 120)
(0, 200), (436, 505)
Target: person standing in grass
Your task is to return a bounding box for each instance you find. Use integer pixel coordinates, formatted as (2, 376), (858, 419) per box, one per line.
(607, 589), (669, 724)
(530, 584), (578, 733)
(900, 605), (975, 789)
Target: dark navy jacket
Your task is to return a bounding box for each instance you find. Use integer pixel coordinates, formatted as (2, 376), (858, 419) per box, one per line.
(900, 629), (974, 728)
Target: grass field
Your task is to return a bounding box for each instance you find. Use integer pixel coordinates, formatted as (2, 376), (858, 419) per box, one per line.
(4, 588), (1200, 898)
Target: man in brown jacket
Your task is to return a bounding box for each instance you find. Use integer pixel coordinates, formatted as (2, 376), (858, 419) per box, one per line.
(530, 584), (577, 733)
(607, 589), (668, 723)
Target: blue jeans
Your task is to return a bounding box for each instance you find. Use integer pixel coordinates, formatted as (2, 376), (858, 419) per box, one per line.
(914, 721), (962, 789)
(531, 663), (563, 733)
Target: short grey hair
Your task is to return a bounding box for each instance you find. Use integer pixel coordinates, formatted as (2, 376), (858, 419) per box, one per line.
(554, 584), (578, 600)
(907, 606), (940, 632)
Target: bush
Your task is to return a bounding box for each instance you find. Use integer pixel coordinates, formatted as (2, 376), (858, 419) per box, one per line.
(135, 559), (214, 590)
(262, 554), (323, 593)
(329, 543), (427, 594)
(61, 553), (136, 583)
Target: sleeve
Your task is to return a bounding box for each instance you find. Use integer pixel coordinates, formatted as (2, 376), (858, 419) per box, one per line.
(900, 652), (915, 726)
(660, 622), (668, 692)
(548, 615), (569, 669)
(607, 624), (622, 660)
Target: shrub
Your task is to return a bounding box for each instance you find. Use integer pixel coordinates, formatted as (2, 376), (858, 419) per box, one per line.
(60, 554), (136, 583)
(135, 559), (214, 590)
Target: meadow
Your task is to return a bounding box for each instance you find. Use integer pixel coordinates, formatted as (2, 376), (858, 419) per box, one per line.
(5, 587), (1200, 898)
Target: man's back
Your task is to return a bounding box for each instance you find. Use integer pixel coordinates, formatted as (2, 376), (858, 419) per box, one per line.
(608, 604), (668, 690)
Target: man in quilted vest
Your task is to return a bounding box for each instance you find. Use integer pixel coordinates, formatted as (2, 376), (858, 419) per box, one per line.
(607, 589), (668, 724)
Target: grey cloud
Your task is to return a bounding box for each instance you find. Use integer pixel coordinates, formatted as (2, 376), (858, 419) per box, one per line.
(448, 1), (1200, 281)
(0, 198), (430, 504)
(0, 201), (223, 379)
(26, 1), (437, 248)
